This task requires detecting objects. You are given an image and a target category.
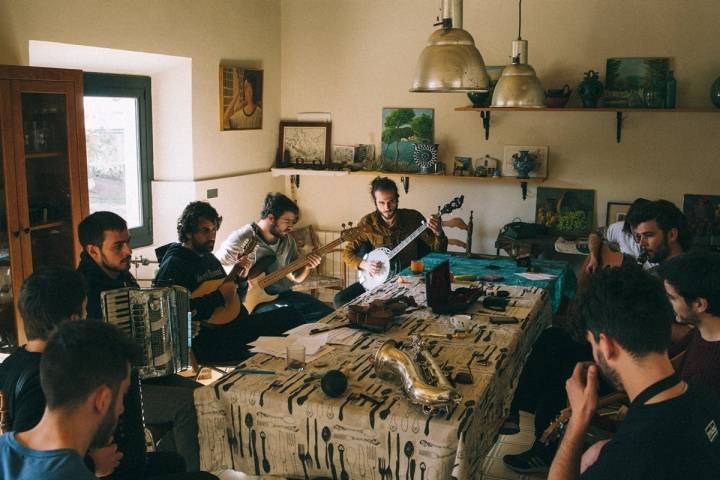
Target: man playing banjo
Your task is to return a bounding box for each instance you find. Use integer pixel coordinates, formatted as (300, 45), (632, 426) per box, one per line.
(334, 176), (448, 307)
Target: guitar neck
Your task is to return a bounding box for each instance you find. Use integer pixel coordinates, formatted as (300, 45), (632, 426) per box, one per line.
(257, 236), (345, 288)
(387, 219), (433, 260)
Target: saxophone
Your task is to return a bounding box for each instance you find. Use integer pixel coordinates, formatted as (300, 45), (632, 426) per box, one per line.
(373, 339), (462, 414)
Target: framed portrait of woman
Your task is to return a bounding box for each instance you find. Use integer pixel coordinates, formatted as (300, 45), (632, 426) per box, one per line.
(219, 65), (263, 130)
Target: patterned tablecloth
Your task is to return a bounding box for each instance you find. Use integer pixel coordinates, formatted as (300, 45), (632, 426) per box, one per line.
(402, 253), (575, 314)
(195, 277), (552, 479)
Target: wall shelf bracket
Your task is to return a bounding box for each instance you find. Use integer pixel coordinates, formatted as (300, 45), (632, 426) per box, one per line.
(480, 111), (491, 140)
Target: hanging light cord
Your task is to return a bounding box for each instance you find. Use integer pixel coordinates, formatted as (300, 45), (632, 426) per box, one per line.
(517, 0), (523, 40)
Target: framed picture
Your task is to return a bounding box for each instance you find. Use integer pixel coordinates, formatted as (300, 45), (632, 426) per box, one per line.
(683, 194), (720, 248)
(453, 156), (472, 176)
(278, 121), (332, 166)
(220, 65), (263, 130)
(536, 187), (595, 236)
(603, 57), (670, 108)
(380, 107), (434, 172)
(501, 145), (549, 178)
(606, 201), (633, 227)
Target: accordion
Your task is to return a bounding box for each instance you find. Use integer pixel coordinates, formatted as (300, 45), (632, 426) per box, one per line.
(101, 286), (191, 379)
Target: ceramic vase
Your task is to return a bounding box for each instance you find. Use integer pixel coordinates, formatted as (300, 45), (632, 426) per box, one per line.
(578, 70), (604, 108)
(711, 76), (720, 108)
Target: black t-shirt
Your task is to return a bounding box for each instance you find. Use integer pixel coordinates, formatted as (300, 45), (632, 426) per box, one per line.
(581, 382), (720, 479)
(0, 348), (43, 433)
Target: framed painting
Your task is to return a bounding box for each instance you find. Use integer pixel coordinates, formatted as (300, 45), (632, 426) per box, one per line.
(380, 107), (434, 172)
(536, 187), (595, 235)
(683, 194), (720, 248)
(603, 57), (670, 108)
(605, 201), (633, 227)
(220, 65), (263, 130)
(278, 121), (332, 166)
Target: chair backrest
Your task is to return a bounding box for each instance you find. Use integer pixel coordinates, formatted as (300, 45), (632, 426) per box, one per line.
(0, 389), (8, 434)
(442, 211), (474, 256)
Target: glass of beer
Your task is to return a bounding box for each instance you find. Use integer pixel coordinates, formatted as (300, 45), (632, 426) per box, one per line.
(410, 259), (424, 274)
(286, 344), (306, 370)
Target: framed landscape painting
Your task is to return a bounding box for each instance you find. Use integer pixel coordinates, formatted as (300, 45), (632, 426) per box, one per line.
(380, 108), (434, 172)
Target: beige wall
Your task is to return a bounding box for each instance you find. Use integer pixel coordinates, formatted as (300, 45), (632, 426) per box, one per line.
(0, 0), (284, 257)
(281, 0), (720, 253)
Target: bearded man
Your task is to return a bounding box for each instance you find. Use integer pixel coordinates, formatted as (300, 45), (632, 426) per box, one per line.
(333, 176), (447, 307)
(156, 201), (304, 362)
(215, 192), (333, 322)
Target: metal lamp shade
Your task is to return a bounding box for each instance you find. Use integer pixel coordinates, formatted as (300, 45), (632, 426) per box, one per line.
(411, 28), (490, 92)
(491, 63), (546, 107)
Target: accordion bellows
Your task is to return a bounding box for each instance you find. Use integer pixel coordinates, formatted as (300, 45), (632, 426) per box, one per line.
(101, 286), (191, 379)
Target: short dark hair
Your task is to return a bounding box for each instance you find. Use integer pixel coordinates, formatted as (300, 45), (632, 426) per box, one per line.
(19, 267), (87, 341)
(78, 211), (128, 248)
(630, 200), (692, 251)
(40, 320), (141, 410)
(622, 198), (650, 234)
(575, 265), (674, 357)
(177, 201), (222, 243)
(243, 70), (260, 104)
(659, 251), (720, 317)
(260, 193), (299, 220)
(370, 176), (399, 201)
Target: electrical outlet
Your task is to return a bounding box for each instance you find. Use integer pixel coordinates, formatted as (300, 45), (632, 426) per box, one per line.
(502, 145), (549, 178)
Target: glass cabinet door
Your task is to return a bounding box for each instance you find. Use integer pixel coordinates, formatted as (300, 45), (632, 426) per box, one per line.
(18, 89), (76, 271)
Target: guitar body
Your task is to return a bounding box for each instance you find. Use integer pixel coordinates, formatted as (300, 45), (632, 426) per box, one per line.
(192, 278), (242, 326)
(578, 244), (626, 289)
(244, 272), (280, 313)
(359, 247), (392, 291)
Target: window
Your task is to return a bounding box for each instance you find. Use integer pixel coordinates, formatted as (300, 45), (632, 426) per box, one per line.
(83, 73), (153, 247)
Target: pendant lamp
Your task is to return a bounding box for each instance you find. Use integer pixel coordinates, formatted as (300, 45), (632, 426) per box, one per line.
(491, 0), (545, 107)
(411, 0), (489, 93)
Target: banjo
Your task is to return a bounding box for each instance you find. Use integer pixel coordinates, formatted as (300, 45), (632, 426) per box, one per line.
(358, 195), (464, 291)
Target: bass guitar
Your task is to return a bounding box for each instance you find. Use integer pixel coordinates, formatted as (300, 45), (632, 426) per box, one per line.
(358, 196), (464, 291)
(191, 235), (258, 325)
(243, 226), (360, 313)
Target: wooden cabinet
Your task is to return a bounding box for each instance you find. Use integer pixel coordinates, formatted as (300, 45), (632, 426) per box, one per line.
(0, 65), (89, 345)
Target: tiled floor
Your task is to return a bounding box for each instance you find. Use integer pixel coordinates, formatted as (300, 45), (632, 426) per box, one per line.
(482, 412), (547, 480)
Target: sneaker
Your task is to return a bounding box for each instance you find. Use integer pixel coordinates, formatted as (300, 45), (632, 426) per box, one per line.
(503, 441), (553, 474)
(499, 413), (520, 435)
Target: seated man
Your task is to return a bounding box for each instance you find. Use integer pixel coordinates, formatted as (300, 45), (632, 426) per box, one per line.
(548, 266), (720, 479)
(0, 267), (215, 479)
(215, 192), (333, 323)
(660, 251), (720, 395)
(334, 176), (447, 307)
(76, 211), (203, 472)
(156, 201), (305, 363)
(583, 198), (650, 275)
(0, 319), (140, 480)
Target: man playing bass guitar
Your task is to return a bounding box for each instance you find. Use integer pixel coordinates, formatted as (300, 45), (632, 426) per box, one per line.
(334, 177), (448, 307)
(155, 201), (304, 363)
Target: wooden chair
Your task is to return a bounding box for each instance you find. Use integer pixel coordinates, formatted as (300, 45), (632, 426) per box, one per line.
(289, 225), (347, 298)
(442, 211), (474, 256)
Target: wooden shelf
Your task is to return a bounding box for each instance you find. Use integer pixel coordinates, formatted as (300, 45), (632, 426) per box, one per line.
(455, 106), (718, 113)
(29, 221), (65, 232)
(271, 167), (544, 183)
(25, 151), (64, 159)
(454, 106), (720, 142)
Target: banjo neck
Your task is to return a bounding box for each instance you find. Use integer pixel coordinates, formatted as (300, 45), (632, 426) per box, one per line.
(387, 221), (430, 261)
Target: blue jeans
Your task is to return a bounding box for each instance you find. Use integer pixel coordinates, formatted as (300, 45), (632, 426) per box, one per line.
(254, 290), (334, 323)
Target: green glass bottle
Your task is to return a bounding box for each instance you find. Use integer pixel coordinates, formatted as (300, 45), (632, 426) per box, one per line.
(665, 71), (677, 109)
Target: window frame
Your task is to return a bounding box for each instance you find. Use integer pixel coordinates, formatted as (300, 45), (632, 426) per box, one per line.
(83, 72), (154, 247)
